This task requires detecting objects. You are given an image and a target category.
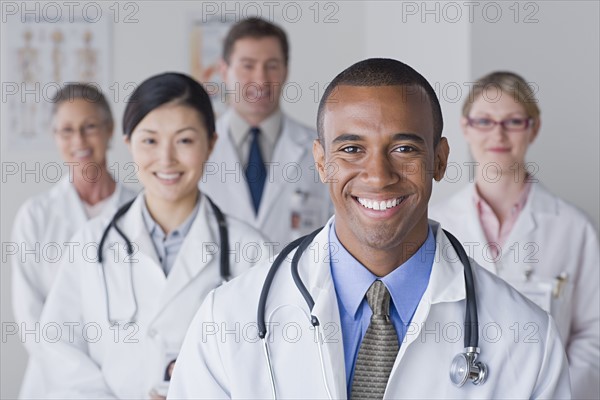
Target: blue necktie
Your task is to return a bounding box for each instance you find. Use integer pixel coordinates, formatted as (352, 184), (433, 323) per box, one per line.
(246, 127), (266, 214)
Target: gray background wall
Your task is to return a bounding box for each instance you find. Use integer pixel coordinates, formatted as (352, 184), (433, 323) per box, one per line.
(2, 1), (598, 398)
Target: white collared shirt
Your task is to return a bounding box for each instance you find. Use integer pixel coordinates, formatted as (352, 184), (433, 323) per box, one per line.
(228, 109), (283, 165)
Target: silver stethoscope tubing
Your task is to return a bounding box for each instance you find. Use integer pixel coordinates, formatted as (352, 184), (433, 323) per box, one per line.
(256, 227), (487, 399)
(97, 196), (230, 325)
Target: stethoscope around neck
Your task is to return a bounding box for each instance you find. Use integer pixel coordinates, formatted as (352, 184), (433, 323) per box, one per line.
(97, 195), (230, 325)
(256, 227), (487, 399)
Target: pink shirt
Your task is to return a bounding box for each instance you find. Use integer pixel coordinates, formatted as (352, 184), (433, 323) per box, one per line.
(473, 181), (532, 259)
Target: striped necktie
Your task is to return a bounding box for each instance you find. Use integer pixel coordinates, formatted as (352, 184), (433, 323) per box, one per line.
(351, 280), (399, 400)
(245, 127), (266, 214)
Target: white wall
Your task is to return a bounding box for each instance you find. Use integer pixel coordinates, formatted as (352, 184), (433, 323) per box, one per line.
(1, 1), (598, 398)
(470, 1), (600, 226)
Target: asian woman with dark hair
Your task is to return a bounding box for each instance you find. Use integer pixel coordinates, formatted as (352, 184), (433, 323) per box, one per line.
(37, 73), (267, 399)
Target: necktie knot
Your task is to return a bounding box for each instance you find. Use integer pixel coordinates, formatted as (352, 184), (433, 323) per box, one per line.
(249, 126), (261, 138)
(366, 280), (391, 317)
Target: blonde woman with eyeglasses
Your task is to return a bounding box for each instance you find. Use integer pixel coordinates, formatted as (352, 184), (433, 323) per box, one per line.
(10, 84), (136, 399)
(430, 71), (599, 399)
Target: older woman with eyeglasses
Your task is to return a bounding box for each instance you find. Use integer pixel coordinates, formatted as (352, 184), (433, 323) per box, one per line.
(430, 71), (599, 399)
(11, 83), (136, 399)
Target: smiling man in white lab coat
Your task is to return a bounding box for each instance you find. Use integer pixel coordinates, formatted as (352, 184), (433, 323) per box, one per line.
(201, 18), (330, 250)
(169, 58), (570, 399)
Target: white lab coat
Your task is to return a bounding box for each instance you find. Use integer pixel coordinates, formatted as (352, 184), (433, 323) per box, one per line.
(201, 110), (331, 251)
(37, 192), (269, 399)
(168, 219), (570, 399)
(430, 182), (600, 399)
(10, 177), (136, 399)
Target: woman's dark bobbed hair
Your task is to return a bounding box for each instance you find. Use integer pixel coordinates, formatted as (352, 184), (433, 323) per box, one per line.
(122, 72), (216, 139)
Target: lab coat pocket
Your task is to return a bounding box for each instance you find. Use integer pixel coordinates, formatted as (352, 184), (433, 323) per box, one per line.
(510, 273), (571, 317)
(511, 279), (553, 313)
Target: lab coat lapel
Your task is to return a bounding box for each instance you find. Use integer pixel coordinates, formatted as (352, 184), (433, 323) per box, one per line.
(462, 185), (497, 273)
(99, 181), (123, 218)
(256, 117), (308, 226)
(58, 177), (88, 225)
(153, 194), (216, 319)
(465, 185), (487, 238)
(424, 226), (467, 304)
(213, 111), (256, 220)
(298, 222), (468, 398)
(106, 194), (165, 323)
(303, 220), (347, 400)
(387, 225), (466, 390)
(503, 182), (551, 247)
(117, 194), (162, 269)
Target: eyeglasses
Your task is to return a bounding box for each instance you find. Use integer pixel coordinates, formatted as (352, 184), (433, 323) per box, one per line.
(54, 121), (106, 139)
(466, 117), (533, 132)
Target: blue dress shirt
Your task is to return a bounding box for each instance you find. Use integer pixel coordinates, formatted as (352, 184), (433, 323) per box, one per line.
(328, 222), (436, 392)
(141, 195), (200, 276)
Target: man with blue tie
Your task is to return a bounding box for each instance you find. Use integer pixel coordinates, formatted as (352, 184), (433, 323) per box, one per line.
(201, 18), (331, 249)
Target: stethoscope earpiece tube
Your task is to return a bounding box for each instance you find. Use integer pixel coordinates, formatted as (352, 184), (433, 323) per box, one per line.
(98, 199), (135, 263)
(290, 227), (323, 323)
(206, 196), (230, 282)
(257, 235), (308, 339)
(113, 223), (133, 256)
(443, 229), (479, 349)
(98, 199), (136, 324)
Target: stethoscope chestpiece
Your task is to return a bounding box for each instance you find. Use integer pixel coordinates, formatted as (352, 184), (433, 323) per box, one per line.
(449, 347), (488, 387)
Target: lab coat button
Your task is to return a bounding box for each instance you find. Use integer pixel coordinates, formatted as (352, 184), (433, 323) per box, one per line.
(148, 329), (157, 338)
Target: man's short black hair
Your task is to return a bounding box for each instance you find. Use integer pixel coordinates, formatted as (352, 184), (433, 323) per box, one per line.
(317, 58), (443, 145)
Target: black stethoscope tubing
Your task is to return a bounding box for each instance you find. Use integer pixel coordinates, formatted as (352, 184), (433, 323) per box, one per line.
(257, 227), (478, 349)
(445, 228), (479, 349)
(97, 195), (230, 324)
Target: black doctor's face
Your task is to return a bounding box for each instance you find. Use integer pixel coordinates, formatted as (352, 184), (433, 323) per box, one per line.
(313, 85), (448, 268)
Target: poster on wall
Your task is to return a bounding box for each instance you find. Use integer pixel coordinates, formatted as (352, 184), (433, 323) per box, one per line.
(2, 16), (111, 150)
(188, 16), (234, 117)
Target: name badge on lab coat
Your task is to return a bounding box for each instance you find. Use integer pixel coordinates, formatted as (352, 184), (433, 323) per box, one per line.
(152, 350), (178, 397)
(290, 189), (319, 233)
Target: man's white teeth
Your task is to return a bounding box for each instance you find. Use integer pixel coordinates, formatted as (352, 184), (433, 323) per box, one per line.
(156, 172), (180, 180)
(357, 196), (405, 211)
(74, 149), (92, 158)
